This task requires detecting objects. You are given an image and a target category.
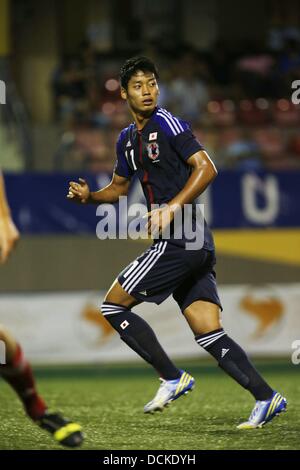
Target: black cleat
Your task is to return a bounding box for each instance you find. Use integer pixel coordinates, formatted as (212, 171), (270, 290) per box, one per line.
(36, 412), (84, 448)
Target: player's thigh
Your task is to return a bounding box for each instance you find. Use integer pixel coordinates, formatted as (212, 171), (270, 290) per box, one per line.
(103, 279), (141, 310)
(183, 300), (222, 335)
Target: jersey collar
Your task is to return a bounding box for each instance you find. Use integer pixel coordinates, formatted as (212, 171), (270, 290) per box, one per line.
(133, 106), (158, 134)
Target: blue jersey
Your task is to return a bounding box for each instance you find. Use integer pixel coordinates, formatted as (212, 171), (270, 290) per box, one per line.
(114, 107), (214, 250)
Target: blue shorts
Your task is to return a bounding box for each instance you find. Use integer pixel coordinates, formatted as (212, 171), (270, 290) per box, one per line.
(118, 241), (222, 312)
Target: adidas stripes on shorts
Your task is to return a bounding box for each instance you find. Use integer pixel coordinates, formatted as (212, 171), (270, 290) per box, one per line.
(118, 240), (222, 312)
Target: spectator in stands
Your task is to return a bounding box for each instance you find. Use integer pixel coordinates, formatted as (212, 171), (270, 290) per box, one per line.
(278, 38), (300, 87)
(52, 56), (90, 129)
(235, 41), (277, 98)
(208, 40), (233, 89)
(168, 49), (210, 122)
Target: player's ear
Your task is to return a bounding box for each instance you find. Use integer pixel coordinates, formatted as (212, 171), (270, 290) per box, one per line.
(120, 87), (127, 101)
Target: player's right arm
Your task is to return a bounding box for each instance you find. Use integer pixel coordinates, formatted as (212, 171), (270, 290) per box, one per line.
(67, 173), (130, 204)
(67, 129), (133, 205)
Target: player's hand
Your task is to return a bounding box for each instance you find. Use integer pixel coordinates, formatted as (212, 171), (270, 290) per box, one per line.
(67, 178), (90, 204)
(0, 216), (20, 264)
(144, 205), (175, 237)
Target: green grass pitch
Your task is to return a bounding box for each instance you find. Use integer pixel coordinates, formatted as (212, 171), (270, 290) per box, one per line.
(0, 359), (299, 450)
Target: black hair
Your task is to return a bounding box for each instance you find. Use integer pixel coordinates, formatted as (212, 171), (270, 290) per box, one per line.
(119, 56), (159, 90)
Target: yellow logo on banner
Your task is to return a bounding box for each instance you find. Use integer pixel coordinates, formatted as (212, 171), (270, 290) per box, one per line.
(240, 291), (284, 338)
(80, 303), (116, 346)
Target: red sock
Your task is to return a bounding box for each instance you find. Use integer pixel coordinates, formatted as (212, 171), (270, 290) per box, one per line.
(0, 344), (47, 420)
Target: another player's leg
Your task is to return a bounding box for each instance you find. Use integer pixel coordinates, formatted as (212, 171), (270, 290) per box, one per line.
(183, 300), (287, 428)
(0, 325), (84, 447)
(101, 280), (194, 413)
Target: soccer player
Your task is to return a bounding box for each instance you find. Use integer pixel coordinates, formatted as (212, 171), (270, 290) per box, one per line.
(0, 172), (84, 447)
(68, 56), (287, 429)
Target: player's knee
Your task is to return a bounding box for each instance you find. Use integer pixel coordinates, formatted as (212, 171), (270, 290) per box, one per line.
(103, 291), (119, 305)
(104, 280), (136, 307)
(99, 302), (109, 318)
(185, 310), (222, 335)
(100, 301), (127, 319)
(100, 288), (122, 316)
(184, 301), (221, 335)
(197, 322), (222, 335)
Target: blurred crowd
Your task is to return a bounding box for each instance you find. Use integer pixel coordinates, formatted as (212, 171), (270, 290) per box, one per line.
(52, 32), (300, 173)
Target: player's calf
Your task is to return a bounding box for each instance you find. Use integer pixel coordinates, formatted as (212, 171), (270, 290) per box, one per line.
(0, 342), (84, 447)
(195, 328), (274, 401)
(101, 302), (181, 380)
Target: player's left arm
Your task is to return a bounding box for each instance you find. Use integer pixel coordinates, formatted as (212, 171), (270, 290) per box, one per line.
(0, 172), (20, 263)
(168, 150), (217, 211)
(145, 150), (217, 236)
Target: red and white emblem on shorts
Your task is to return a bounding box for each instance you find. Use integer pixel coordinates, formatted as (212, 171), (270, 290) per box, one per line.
(147, 142), (160, 160)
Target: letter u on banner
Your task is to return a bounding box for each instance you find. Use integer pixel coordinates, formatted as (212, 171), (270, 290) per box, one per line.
(242, 173), (279, 225)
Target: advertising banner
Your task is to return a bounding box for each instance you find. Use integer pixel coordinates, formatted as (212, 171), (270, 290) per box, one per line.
(0, 284), (299, 364)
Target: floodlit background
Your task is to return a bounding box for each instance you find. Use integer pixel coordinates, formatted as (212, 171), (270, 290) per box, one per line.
(0, 0), (300, 452)
(1, 0), (300, 363)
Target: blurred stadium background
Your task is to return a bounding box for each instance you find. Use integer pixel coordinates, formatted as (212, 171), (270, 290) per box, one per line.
(0, 0), (300, 450)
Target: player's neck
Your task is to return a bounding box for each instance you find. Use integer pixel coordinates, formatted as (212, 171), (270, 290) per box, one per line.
(131, 108), (154, 131)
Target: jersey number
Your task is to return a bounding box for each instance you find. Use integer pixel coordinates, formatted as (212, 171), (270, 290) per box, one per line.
(125, 149), (137, 171)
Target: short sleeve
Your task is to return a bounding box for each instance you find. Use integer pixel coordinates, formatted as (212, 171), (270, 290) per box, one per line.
(171, 126), (204, 162)
(154, 110), (205, 162)
(114, 131), (134, 179)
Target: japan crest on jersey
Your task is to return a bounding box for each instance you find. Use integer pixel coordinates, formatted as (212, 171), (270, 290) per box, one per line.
(147, 142), (160, 161)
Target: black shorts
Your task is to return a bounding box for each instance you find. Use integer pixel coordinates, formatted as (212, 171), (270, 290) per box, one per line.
(118, 241), (222, 312)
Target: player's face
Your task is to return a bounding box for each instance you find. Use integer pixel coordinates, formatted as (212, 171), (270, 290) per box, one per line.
(121, 71), (159, 115)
